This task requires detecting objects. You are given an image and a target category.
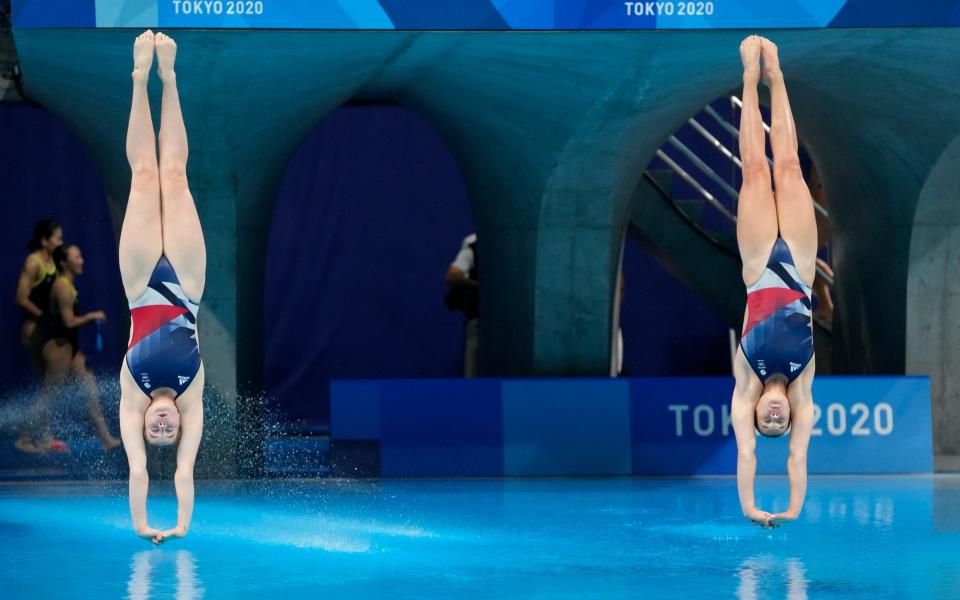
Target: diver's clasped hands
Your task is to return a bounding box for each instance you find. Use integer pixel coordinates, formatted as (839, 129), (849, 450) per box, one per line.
(743, 506), (798, 529)
(137, 524), (187, 545)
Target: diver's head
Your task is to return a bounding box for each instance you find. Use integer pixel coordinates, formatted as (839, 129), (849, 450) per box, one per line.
(755, 374), (790, 438)
(144, 391), (181, 446)
(28, 219), (63, 253)
(53, 244), (83, 276)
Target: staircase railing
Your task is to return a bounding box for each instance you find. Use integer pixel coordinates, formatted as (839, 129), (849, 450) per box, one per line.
(645, 97), (834, 287)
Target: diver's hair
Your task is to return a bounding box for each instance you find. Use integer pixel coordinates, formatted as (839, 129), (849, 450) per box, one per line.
(27, 219), (60, 251)
(764, 373), (789, 388)
(52, 243), (78, 273)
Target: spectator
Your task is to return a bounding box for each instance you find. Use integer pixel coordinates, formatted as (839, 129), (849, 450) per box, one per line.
(445, 233), (479, 377)
(17, 243), (120, 453)
(15, 219), (62, 365)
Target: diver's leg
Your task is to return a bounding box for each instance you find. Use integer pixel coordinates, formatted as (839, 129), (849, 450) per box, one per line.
(119, 30), (163, 300)
(736, 35), (778, 285)
(156, 32), (206, 302)
(761, 37), (817, 284)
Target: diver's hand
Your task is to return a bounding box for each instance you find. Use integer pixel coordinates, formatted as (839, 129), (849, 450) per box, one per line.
(159, 525), (187, 542)
(772, 510), (799, 525)
(136, 525), (164, 544)
(743, 507), (777, 528)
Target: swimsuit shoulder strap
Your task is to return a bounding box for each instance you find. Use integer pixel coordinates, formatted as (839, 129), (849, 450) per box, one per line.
(56, 276), (78, 301)
(28, 253), (54, 282)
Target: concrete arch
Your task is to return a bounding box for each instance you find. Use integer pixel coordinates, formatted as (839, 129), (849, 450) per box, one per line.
(907, 133), (960, 456)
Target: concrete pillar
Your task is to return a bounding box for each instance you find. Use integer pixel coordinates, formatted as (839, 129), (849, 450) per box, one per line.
(907, 135), (960, 457)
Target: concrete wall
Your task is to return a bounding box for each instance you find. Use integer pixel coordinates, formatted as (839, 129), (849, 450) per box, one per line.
(908, 134), (960, 456)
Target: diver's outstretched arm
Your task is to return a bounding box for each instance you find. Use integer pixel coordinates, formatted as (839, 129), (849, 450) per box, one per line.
(775, 364), (816, 523)
(120, 382), (162, 543)
(161, 366), (205, 542)
(732, 350), (777, 528)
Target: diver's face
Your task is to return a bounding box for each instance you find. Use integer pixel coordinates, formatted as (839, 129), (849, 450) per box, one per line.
(43, 227), (63, 252)
(756, 388), (790, 437)
(144, 397), (181, 446)
(65, 246), (84, 275)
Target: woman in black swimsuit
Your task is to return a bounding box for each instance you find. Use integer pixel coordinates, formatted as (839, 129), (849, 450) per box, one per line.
(28, 243), (119, 453)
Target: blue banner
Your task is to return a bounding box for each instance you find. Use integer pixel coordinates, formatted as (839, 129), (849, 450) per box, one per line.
(331, 376), (933, 477)
(13, 0), (960, 30)
(630, 376), (933, 475)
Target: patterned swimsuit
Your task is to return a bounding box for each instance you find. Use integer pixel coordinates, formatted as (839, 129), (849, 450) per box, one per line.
(126, 255), (201, 397)
(740, 238), (814, 383)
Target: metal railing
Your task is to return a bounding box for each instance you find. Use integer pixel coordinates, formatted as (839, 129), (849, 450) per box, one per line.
(727, 96), (829, 219)
(654, 150), (736, 223)
(666, 134), (740, 204)
(653, 98), (835, 287)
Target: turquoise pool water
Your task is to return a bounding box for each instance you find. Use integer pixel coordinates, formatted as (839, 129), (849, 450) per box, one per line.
(1, 477), (958, 598)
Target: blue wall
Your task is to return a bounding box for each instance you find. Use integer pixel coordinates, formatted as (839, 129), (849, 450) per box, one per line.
(263, 104), (475, 425)
(0, 104), (124, 397)
(620, 238), (731, 377)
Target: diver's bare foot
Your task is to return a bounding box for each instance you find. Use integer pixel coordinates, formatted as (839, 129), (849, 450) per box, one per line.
(100, 435), (122, 452)
(14, 436), (44, 455)
(155, 32), (177, 83)
(41, 438), (70, 453)
(133, 30), (155, 83)
(759, 37), (783, 84)
(739, 35), (761, 82)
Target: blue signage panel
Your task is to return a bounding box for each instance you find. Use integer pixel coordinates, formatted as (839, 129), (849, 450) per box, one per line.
(630, 376), (933, 474)
(330, 380), (381, 440)
(13, 0), (960, 30)
(502, 379), (631, 476)
(378, 379), (503, 477)
(330, 376), (933, 476)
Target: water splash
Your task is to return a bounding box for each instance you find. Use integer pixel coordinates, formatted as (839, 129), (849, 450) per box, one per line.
(1, 375), (337, 481)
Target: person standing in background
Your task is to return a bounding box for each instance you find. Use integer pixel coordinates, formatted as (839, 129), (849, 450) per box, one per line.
(13, 220), (63, 452)
(15, 219), (62, 360)
(445, 233), (479, 377)
(20, 243), (119, 453)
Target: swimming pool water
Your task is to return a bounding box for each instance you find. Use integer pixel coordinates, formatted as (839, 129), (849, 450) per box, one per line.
(1, 477), (958, 598)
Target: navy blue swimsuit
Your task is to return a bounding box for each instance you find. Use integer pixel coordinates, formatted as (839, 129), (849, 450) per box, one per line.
(126, 256), (201, 397)
(740, 239), (814, 383)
